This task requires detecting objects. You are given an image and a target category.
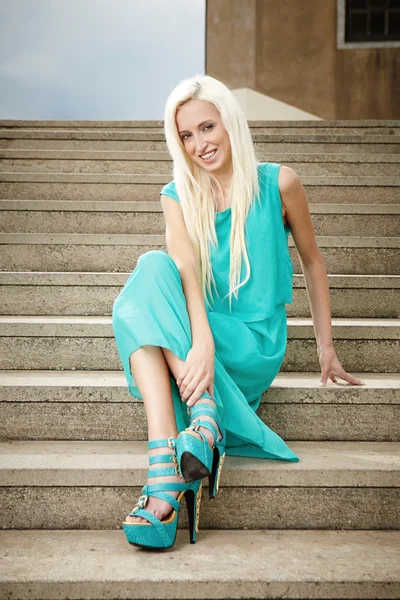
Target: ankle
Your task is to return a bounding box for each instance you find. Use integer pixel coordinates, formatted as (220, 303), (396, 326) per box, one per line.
(193, 397), (215, 408)
(148, 445), (182, 482)
(188, 399), (223, 445)
(198, 425), (214, 449)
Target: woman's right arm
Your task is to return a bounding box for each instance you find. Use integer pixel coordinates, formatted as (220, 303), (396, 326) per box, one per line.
(160, 194), (215, 403)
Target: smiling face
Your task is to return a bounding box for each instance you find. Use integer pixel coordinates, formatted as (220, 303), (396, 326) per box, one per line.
(176, 99), (232, 176)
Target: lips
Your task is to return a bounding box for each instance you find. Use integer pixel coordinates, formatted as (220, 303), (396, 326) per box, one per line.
(200, 149), (217, 160)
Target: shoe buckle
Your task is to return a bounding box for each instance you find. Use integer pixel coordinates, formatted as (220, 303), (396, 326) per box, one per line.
(190, 419), (200, 432)
(172, 454), (182, 477)
(167, 436), (175, 449)
(137, 494), (148, 508)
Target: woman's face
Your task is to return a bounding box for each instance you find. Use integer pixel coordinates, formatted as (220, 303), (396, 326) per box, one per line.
(176, 99), (232, 174)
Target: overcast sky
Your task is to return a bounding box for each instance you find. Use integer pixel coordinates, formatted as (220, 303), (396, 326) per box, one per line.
(0, 0), (205, 119)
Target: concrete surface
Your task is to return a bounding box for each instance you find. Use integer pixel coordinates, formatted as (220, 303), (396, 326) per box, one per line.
(0, 370), (398, 402)
(0, 236), (398, 274)
(1, 400), (399, 441)
(1, 204), (399, 237)
(1, 180), (398, 202)
(1, 441), (399, 529)
(1, 440), (399, 487)
(0, 529), (399, 599)
(1, 157), (400, 176)
(1, 273), (398, 318)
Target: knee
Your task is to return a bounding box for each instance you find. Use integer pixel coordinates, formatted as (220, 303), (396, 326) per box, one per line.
(112, 292), (125, 327)
(112, 276), (133, 325)
(137, 250), (176, 276)
(112, 251), (179, 326)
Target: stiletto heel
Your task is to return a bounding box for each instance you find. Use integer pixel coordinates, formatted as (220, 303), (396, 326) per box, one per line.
(208, 445), (226, 500)
(184, 482), (202, 543)
(122, 437), (202, 549)
(176, 401), (226, 499)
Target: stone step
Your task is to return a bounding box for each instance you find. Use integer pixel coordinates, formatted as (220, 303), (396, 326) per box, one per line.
(1, 200), (398, 237)
(2, 128), (400, 143)
(0, 371), (398, 442)
(0, 440), (399, 530)
(1, 153), (400, 176)
(2, 117), (399, 132)
(2, 137), (400, 153)
(1, 233), (398, 275)
(2, 173), (397, 185)
(1, 175), (399, 203)
(1, 148), (400, 161)
(1, 529), (399, 600)
(0, 316), (398, 373)
(1, 272), (398, 318)
(1, 175), (398, 207)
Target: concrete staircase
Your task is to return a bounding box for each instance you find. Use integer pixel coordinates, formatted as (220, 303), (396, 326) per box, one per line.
(0, 120), (399, 598)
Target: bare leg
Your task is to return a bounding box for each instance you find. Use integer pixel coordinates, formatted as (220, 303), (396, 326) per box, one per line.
(126, 345), (222, 526)
(162, 348), (223, 446)
(125, 345), (182, 524)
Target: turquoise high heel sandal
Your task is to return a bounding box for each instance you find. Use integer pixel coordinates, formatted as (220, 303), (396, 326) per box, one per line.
(122, 437), (202, 549)
(176, 402), (226, 500)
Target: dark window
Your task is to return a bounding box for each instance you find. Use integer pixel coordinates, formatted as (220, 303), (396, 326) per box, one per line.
(345, 0), (400, 41)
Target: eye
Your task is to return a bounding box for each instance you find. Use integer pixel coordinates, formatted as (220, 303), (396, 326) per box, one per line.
(181, 124), (213, 141)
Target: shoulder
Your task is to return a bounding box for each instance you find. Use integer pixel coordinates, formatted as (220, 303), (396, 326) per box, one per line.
(276, 165), (309, 223)
(258, 161), (297, 187)
(258, 162), (301, 194)
(160, 180), (179, 203)
(277, 165), (302, 196)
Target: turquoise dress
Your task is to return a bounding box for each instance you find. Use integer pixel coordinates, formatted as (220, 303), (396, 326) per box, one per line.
(112, 162), (300, 462)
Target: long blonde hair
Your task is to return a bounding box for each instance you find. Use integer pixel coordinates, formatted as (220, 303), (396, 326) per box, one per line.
(163, 74), (262, 311)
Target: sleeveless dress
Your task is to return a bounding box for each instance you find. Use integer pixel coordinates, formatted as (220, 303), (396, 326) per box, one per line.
(112, 162), (300, 462)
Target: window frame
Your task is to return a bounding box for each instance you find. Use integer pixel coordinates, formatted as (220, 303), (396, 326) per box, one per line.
(337, 0), (400, 48)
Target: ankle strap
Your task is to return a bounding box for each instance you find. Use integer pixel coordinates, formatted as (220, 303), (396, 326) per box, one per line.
(149, 453), (174, 465)
(190, 404), (217, 419)
(190, 418), (220, 443)
(188, 403), (224, 440)
(148, 437), (176, 450)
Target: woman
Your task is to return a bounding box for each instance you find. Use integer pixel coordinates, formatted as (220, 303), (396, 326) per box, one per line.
(112, 74), (363, 550)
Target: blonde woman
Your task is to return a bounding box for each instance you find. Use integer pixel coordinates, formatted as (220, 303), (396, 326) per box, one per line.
(112, 74), (363, 550)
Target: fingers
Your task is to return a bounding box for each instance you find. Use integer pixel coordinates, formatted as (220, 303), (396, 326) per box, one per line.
(319, 373), (337, 387)
(180, 378), (214, 407)
(186, 395), (198, 408)
(176, 370), (186, 387)
(186, 380), (209, 407)
(320, 368), (365, 387)
(319, 370), (329, 387)
(338, 370), (365, 385)
(178, 369), (214, 402)
(318, 368), (329, 387)
(331, 364), (364, 385)
(177, 368), (194, 397)
(179, 375), (202, 404)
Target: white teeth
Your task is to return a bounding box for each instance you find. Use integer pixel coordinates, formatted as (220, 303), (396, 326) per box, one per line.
(201, 149), (217, 159)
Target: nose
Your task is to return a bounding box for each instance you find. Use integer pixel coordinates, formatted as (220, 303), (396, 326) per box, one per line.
(194, 134), (207, 154)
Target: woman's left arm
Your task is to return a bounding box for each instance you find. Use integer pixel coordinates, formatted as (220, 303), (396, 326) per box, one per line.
(278, 166), (364, 387)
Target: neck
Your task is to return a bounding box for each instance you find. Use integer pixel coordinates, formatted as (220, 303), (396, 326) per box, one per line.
(211, 161), (233, 191)
(210, 163), (233, 206)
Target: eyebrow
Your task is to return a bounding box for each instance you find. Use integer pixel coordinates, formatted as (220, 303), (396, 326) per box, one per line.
(178, 120), (213, 135)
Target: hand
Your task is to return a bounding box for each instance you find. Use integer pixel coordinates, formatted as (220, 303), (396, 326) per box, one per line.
(318, 343), (364, 387)
(176, 340), (215, 407)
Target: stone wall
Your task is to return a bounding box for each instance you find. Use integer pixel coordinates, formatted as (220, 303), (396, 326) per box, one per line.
(206, 0), (400, 119)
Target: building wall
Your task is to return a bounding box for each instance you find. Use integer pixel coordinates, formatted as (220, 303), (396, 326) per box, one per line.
(206, 0), (399, 119)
